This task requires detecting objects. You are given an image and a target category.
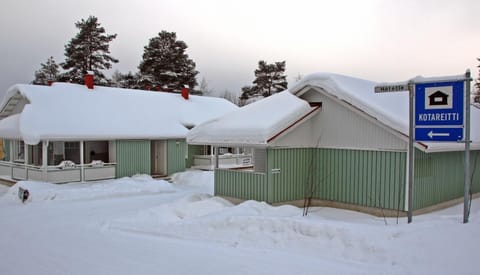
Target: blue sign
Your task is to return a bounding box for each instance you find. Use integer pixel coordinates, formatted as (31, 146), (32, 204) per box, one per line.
(415, 81), (464, 142)
(415, 127), (463, 142)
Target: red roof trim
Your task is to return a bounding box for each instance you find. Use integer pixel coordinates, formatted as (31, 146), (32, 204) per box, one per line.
(267, 105), (321, 143)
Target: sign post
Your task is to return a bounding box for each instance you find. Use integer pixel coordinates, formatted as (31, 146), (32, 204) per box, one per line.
(375, 71), (471, 223)
(464, 70), (471, 223)
(407, 80), (415, 223)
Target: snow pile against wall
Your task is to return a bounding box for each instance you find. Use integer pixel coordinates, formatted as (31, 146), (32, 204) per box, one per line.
(0, 83), (238, 145)
(187, 91), (314, 146)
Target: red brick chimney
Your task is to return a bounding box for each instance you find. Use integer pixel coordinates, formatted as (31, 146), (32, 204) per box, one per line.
(84, 71), (94, 90)
(181, 85), (189, 100)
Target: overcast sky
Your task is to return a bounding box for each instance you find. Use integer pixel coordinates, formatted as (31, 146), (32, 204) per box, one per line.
(0, 0), (479, 97)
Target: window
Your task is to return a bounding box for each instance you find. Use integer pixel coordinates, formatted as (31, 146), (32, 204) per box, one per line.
(12, 140), (25, 162)
(85, 141), (109, 163)
(48, 142), (65, 165)
(29, 144), (42, 166)
(64, 142), (80, 164)
(218, 147), (233, 155)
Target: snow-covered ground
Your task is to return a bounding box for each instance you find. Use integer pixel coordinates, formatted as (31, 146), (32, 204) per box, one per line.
(0, 170), (478, 275)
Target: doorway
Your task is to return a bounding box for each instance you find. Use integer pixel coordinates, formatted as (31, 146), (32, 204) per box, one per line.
(151, 140), (167, 176)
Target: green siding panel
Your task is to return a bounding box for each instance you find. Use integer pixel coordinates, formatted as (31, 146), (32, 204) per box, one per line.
(413, 149), (480, 210)
(472, 151), (480, 194)
(215, 147), (480, 212)
(215, 148), (407, 210)
(115, 140), (151, 178)
(314, 148), (406, 211)
(215, 169), (268, 201)
(267, 148), (312, 203)
(167, 139), (186, 175)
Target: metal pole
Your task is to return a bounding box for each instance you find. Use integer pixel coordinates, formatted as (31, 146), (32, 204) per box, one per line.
(464, 69), (472, 223)
(80, 141), (84, 182)
(408, 80), (415, 223)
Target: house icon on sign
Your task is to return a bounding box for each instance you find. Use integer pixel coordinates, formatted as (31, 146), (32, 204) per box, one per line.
(428, 90), (449, 106)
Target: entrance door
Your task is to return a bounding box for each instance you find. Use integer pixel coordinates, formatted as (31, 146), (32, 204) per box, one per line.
(151, 141), (167, 176)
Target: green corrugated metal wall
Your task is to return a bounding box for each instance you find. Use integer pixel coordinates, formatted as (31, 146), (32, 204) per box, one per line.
(267, 148), (312, 202)
(115, 140), (151, 178)
(186, 145), (204, 168)
(166, 139), (186, 175)
(215, 147), (480, 211)
(216, 147), (406, 210)
(313, 148), (406, 210)
(413, 149), (480, 210)
(215, 169), (268, 201)
(472, 151), (480, 194)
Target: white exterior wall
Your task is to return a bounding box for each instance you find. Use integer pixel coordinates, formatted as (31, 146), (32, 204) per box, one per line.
(272, 88), (407, 151)
(270, 118), (316, 148)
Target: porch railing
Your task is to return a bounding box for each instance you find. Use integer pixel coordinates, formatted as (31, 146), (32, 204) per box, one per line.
(0, 161), (116, 183)
(192, 154), (253, 170)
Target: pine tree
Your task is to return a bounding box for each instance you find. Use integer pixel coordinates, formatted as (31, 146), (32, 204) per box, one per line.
(476, 57), (480, 93)
(239, 85), (254, 100)
(473, 58), (480, 106)
(199, 77), (211, 96)
(240, 60), (288, 104)
(111, 70), (140, 89)
(32, 56), (60, 85)
(61, 16), (118, 85)
(221, 90), (240, 106)
(138, 31), (198, 91)
(253, 60), (288, 97)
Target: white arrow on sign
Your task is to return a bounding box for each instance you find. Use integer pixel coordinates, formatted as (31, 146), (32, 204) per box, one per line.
(427, 130), (450, 139)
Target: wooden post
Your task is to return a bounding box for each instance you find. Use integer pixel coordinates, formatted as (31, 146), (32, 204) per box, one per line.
(24, 142), (28, 180)
(42, 141), (48, 181)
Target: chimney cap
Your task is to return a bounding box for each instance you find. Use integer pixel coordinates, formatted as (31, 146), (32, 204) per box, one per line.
(84, 73), (94, 90)
(181, 86), (189, 100)
(86, 70), (94, 75)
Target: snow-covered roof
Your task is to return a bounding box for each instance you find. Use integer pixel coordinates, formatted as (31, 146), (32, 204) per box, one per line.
(187, 91), (318, 146)
(0, 83), (238, 145)
(291, 73), (409, 134)
(291, 73), (480, 152)
(188, 72), (480, 152)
